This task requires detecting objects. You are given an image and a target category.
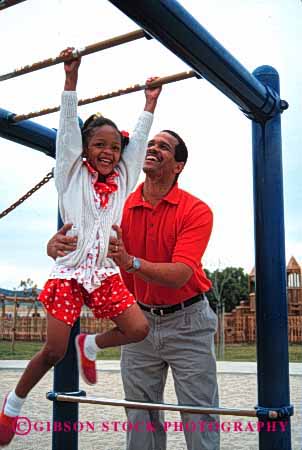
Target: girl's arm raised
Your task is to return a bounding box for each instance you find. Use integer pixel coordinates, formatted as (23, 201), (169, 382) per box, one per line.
(143, 76), (162, 113)
(55, 49), (83, 194)
(121, 77), (162, 194)
(63, 47), (81, 91)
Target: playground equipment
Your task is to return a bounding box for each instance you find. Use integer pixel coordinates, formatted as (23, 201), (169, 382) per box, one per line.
(0, 1), (292, 450)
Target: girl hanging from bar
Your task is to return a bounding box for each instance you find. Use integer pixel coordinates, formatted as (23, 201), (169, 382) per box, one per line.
(0, 47), (162, 447)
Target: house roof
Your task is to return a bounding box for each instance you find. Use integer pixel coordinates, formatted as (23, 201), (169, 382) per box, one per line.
(250, 256), (301, 276)
(287, 256), (301, 271)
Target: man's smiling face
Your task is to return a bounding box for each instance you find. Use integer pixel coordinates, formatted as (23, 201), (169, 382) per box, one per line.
(143, 132), (183, 181)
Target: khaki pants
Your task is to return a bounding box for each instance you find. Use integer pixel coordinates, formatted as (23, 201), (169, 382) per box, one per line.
(121, 299), (220, 450)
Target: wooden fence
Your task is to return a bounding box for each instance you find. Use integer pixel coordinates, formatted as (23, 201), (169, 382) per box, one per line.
(0, 316), (113, 342)
(223, 314), (302, 344)
(0, 315), (301, 343)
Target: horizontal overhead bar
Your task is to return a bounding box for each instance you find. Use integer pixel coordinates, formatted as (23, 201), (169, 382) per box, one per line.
(0, 0), (26, 10)
(108, 0), (287, 122)
(48, 393), (258, 417)
(0, 29), (148, 82)
(12, 70), (198, 122)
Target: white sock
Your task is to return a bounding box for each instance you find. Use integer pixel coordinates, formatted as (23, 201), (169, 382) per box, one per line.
(4, 390), (26, 417)
(84, 334), (100, 361)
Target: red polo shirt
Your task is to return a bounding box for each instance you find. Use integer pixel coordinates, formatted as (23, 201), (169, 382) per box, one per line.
(120, 183), (213, 306)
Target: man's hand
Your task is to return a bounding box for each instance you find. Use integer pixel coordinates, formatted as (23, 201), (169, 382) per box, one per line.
(144, 76), (162, 113)
(47, 223), (78, 259)
(61, 47), (81, 91)
(107, 225), (132, 270)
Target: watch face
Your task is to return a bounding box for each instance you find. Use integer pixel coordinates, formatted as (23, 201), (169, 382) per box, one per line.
(133, 257), (141, 270)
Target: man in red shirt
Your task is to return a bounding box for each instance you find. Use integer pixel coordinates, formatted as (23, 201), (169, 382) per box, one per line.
(47, 130), (219, 450)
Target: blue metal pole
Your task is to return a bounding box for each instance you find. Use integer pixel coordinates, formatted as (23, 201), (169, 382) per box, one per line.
(51, 215), (80, 449)
(0, 0), (27, 11)
(52, 328), (79, 450)
(0, 108), (56, 157)
(252, 66), (291, 450)
(107, 0), (286, 122)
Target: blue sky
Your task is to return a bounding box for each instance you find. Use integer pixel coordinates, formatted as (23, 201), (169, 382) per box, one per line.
(0, 0), (301, 289)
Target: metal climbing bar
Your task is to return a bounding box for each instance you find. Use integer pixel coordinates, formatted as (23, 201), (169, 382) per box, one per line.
(0, 29), (149, 82)
(47, 392), (294, 420)
(0, 70), (197, 153)
(48, 393), (256, 417)
(107, 0), (288, 122)
(0, 0), (26, 10)
(12, 70), (198, 122)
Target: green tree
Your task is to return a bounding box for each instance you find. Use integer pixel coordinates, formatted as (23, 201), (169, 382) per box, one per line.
(19, 278), (38, 317)
(205, 267), (249, 313)
(19, 278), (38, 298)
(205, 266), (249, 360)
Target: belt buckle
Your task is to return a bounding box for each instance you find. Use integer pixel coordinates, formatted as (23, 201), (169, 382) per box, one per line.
(150, 308), (164, 316)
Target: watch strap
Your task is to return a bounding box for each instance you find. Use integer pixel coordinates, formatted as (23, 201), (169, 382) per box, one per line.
(125, 256), (141, 273)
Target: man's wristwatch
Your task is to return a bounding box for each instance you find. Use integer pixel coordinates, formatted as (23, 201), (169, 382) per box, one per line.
(125, 256), (141, 273)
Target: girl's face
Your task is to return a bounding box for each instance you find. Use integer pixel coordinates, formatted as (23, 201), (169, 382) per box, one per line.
(85, 125), (122, 176)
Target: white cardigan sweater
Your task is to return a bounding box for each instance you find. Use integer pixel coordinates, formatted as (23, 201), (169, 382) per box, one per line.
(53, 91), (153, 274)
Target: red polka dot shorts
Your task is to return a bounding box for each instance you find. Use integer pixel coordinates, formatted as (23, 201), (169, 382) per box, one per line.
(38, 274), (136, 326)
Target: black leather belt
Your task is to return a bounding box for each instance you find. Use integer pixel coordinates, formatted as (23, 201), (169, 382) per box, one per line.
(138, 294), (204, 316)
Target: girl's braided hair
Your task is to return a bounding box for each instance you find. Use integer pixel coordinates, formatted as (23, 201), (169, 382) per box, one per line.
(81, 113), (129, 151)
